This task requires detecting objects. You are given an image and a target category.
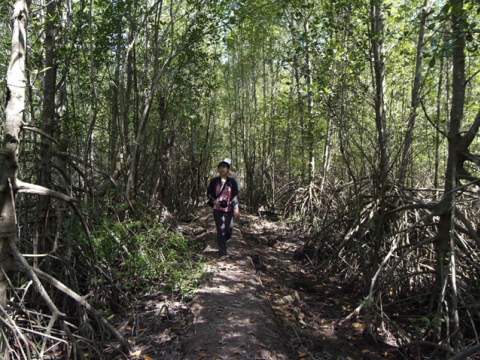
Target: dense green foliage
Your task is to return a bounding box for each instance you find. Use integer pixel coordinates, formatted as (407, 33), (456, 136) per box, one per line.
(89, 212), (206, 297)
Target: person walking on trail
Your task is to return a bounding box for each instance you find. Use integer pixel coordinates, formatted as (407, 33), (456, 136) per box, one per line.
(207, 158), (240, 257)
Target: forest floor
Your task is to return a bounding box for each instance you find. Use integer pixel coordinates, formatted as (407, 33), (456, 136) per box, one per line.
(113, 207), (403, 360)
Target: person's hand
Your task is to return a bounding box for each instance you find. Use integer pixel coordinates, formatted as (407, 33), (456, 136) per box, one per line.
(233, 208), (240, 217)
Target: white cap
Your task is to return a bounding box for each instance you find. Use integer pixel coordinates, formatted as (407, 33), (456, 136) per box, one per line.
(218, 158), (232, 168)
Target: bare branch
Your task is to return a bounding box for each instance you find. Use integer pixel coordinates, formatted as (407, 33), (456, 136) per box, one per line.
(10, 238), (65, 321)
(31, 267), (132, 352)
(21, 125), (62, 147)
(14, 180), (74, 202)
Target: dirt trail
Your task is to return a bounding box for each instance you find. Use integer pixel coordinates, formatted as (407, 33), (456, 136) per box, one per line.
(134, 209), (388, 360)
(181, 212), (290, 360)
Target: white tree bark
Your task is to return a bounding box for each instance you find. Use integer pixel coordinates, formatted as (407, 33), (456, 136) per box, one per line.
(0, 0), (28, 309)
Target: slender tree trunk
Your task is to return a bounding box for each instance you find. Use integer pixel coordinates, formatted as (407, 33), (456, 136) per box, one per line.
(432, 0), (465, 346)
(109, 32), (122, 197)
(398, 0), (430, 186)
(39, 0), (57, 189)
(35, 0), (58, 266)
(435, 0), (465, 300)
(290, 26), (306, 181)
(83, 0), (99, 203)
(434, 56), (444, 191)
(1, 0), (28, 309)
(321, 116), (332, 191)
(304, 20), (315, 186)
(370, 0), (388, 271)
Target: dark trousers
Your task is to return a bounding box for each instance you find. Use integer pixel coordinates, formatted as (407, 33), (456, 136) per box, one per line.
(213, 209), (234, 255)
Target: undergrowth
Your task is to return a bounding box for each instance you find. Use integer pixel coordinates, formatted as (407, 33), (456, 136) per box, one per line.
(3, 205), (209, 360)
(88, 211), (207, 300)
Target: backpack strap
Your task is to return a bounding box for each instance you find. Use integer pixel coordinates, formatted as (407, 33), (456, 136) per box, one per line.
(215, 180), (228, 199)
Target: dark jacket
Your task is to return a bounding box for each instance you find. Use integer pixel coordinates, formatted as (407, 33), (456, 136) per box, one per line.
(207, 176), (239, 210)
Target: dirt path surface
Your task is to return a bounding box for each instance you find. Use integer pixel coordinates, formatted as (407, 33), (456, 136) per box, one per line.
(180, 214), (290, 360)
(131, 208), (396, 360)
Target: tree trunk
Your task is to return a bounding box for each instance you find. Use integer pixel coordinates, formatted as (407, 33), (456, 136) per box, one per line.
(39, 0), (57, 190)
(432, 0), (466, 346)
(304, 19), (315, 186)
(1, 0), (28, 309)
(434, 55), (445, 191)
(35, 0), (58, 267)
(320, 116), (332, 191)
(398, 0), (430, 186)
(370, 0), (388, 272)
